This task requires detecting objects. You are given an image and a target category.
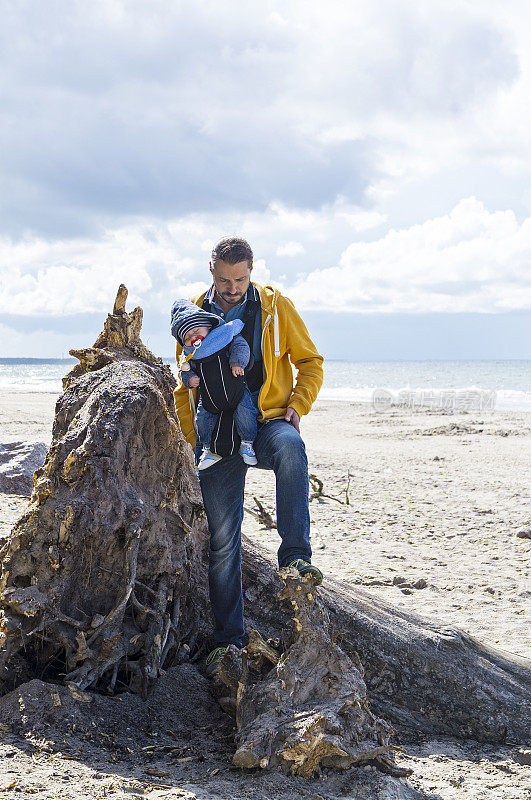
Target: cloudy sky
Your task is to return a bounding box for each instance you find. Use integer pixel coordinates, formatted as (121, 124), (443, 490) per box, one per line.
(1, 0), (530, 359)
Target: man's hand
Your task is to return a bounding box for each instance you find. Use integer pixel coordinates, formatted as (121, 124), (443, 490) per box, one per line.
(231, 365), (244, 377)
(188, 375), (200, 388)
(284, 407), (300, 432)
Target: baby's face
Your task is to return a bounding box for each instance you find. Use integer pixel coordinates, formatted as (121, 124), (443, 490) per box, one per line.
(184, 326), (211, 346)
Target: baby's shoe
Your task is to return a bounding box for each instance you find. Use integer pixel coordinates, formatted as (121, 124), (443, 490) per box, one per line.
(198, 448), (223, 471)
(239, 440), (257, 465)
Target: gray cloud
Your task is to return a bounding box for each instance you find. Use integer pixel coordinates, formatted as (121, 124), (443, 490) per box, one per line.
(0, 1), (518, 237)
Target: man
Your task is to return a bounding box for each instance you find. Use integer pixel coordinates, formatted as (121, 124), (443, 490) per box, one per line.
(172, 237), (324, 676)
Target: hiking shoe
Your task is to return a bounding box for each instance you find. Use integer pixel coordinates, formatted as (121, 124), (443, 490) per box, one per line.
(205, 646), (229, 677)
(198, 448), (223, 471)
(239, 440), (257, 465)
(287, 559), (323, 585)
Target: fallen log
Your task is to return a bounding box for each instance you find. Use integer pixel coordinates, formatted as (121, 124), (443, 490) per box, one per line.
(242, 542), (530, 744)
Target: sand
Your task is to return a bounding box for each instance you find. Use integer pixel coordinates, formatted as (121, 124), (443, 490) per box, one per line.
(0, 390), (530, 799)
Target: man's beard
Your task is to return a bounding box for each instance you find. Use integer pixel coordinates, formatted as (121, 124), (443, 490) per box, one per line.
(220, 291), (243, 304)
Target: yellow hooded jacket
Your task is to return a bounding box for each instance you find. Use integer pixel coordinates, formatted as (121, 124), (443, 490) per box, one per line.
(173, 282), (324, 449)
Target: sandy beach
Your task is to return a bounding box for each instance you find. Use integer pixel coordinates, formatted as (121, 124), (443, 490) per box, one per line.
(0, 390), (530, 799)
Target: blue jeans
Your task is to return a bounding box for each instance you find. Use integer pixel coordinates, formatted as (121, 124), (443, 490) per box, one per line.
(198, 418), (312, 648)
(196, 386), (259, 449)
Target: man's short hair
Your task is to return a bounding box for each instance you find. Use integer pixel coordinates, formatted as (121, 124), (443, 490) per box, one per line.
(211, 237), (253, 268)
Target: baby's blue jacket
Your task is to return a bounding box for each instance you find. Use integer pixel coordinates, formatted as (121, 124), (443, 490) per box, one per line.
(179, 323), (251, 388)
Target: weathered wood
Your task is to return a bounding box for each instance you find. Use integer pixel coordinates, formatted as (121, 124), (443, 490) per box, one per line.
(0, 287), (211, 699)
(243, 496), (276, 528)
(212, 572), (411, 778)
(241, 540), (531, 744)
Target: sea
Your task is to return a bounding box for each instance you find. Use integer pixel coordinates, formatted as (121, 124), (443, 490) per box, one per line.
(1, 358), (530, 412)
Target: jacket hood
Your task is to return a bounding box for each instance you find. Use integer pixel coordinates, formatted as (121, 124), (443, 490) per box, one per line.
(254, 283), (279, 314)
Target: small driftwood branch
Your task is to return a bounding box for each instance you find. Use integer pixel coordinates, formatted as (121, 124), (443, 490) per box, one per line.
(243, 497), (276, 529)
(309, 473), (346, 505)
(344, 469), (352, 505)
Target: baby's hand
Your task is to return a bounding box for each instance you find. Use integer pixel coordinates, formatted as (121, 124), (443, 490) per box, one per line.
(187, 375), (200, 388)
(231, 365), (244, 377)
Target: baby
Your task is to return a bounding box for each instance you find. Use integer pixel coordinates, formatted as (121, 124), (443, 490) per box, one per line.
(171, 299), (259, 471)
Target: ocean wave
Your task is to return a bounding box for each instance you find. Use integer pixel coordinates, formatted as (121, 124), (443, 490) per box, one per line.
(1, 364), (531, 411)
(0, 379), (63, 393)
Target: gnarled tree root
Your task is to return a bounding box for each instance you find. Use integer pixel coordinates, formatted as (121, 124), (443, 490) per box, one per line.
(0, 286), (211, 698)
(211, 568), (412, 778)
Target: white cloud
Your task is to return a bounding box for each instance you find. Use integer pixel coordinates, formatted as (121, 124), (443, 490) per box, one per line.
(0, 196), (382, 316)
(286, 198), (531, 312)
(1, 0), (531, 344)
(1, 197), (530, 321)
(276, 241), (305, 257)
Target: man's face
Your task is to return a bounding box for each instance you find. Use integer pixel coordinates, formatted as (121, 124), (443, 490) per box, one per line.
(210, 259), (252, 307)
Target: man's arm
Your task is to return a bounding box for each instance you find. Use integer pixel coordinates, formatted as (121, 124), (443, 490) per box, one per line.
(281, 296), (324, 423)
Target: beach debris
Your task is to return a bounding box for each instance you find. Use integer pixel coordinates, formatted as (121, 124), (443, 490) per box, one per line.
(144, 768), (171, 776)
(420, 423), (484, 436)
(417, 422), (528, 437)
(392, 576), (407, 585)
(392, 577), (427, 591)
(0, 285), (208, 699)
(515, 748), (531, 765)
(309, 472), (352, 505)
(344, 470), (352, 505)
(212, 575), (411, 779)
(491, 428), (527, 437)
(0, 441), (47, 496)
(244, 497), (276, 529)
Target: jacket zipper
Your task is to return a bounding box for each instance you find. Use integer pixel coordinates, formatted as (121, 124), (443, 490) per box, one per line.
(258, 313), (272, 416)
(273, 307), (280, 357)
(261, 309), (280, 357)
(261, 313), (272, 351)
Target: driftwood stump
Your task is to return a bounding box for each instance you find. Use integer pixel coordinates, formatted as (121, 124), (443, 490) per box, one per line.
(0, 286), (210, 700)
(0, 286), (529, 781)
